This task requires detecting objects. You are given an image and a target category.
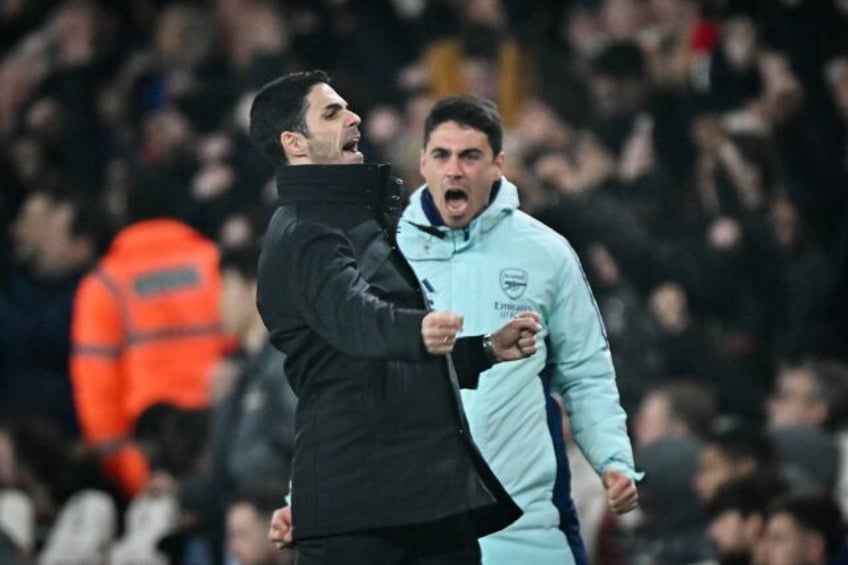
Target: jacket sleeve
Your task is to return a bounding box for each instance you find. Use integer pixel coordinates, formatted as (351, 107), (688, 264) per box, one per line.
(71, 271), (149, 497)
(451, 336), (491, 389)
(548, 246), (642, 481)
(275, 221), (428, 361)
(71, 272), (126, 444)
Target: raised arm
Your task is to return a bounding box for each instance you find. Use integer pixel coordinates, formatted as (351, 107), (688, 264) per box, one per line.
(261, 221), (429, 360)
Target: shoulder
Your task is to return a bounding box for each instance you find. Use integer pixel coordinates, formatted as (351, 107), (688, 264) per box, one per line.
(76, 269), (111, 299)
(266, 210), (344, 250)
(73, 268), (124, 319)
(261, 217), (354, 280)
(503, 210), (578, 268)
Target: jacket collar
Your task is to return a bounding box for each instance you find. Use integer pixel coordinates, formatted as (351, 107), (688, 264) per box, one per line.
(275, 163), (393, 206)
(400, 176), (519, 251)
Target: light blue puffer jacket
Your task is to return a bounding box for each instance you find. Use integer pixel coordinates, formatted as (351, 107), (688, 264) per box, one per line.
(397, 178), (641, 565)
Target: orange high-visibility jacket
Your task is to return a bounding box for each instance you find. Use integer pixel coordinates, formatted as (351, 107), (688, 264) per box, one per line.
(71, 219), (226, 497)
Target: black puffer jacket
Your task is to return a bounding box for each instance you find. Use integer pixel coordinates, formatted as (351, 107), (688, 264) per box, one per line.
(257, 163), (520, 540)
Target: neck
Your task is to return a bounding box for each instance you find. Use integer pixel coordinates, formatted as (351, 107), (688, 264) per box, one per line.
(287, 156), (313, 166)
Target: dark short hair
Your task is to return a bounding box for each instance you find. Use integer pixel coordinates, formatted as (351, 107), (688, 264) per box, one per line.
(707, 474), (787, 519)
(765, 489), (845, 555)
(219, 243), (262, 281)
(61, 192), (114, 256)
(653, 379), (717, 439)
(591, 40), (646, 80)
(249, 70), (331, 166)
(705, 422), (778, 469)
(36, 187), (114, 256)
(423, 95), (503, 158)
(127, 166), (190, 223)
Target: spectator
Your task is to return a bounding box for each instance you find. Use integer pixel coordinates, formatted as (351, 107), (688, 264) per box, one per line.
(585, 242), (658, 416)
(70, 172), (228, 499)
(0, 0), (844, 559)
(761, 489), (848, 565)
(706, 473), (788, 565)
(767, 359), (848, 511)
(694, 423), (781, 505)
(768, 359), (848, 432)
(646, 281), (716, 384)
(225, 486), (294, 565)
(634, 379), (717, 448)
(628, 380), (718, 564)
(420, 0), (529, 126)
(159, 244), (297, 564)
(765, 195), (838, 358)
(0, 188), (110, 434)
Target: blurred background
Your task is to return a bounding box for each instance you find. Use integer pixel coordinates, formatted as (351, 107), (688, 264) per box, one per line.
(0, 0), (847, 563)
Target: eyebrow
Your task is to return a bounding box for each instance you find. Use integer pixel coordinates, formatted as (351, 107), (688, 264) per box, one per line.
(429, 147), (484, 157)
(323, 102), (345, 116)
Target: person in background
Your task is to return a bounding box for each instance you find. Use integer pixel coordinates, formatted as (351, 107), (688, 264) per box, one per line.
(760, 489), (848, 565)
(694, 423), (780, 505)
(71, 176), (229, 499)
(397, 94), (639, 565)
(706, 473), (788, 565)
(158, 244), (297, 564)
(0, 188), (111, 435)
(226, 487), (294, 565)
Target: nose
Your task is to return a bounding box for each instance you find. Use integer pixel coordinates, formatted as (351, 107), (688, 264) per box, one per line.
(444, 154), (463, 179)
(346, 109), (361, 127)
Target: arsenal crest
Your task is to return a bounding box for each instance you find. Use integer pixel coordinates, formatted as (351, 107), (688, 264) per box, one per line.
(499, 268), (528, 300)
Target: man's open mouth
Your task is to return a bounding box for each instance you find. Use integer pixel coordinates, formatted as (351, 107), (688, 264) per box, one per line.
(343, 139), (359, 153)
(445, 189), (468, 214)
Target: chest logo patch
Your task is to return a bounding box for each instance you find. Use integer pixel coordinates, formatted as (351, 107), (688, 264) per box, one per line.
(499, 268), (528, 300)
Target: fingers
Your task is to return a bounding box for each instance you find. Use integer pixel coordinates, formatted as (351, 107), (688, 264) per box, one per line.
(422, 311), (464, 355)
(513, 310), (541, 324)
(602, 469), (639, 515)
(610, 483), (639, 514)
(516, 329), (538, 355)
(268, 507), (293, 548)
(511, 313), (542, 334)
(488, 312), (544, 362)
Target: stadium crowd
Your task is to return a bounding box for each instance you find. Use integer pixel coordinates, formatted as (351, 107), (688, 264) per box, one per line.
(0, 0), (847, 563)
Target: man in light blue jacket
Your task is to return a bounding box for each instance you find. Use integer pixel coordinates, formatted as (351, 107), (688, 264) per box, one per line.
(396, 95), (642, 565)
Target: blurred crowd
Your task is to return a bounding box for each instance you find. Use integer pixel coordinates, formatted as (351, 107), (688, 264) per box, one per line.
(0, 0), (847, 563)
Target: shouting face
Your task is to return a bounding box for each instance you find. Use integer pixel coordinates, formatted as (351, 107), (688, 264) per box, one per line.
(419, 120), (504, 229)
(292, 82), (363, 165)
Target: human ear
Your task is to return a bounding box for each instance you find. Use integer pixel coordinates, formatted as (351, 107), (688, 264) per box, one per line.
(281, 131), (307, 160)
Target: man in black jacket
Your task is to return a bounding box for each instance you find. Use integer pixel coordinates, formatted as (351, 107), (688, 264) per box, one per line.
(249, 70), (541, 565)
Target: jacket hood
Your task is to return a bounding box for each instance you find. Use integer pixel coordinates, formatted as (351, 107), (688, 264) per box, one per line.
(398, 176), (519, 259)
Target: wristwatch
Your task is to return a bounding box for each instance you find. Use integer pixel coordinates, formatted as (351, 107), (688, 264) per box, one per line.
(482, 333), (497, 363)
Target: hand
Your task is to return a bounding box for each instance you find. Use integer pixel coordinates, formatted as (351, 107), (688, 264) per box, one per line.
(422, 311), (463, 355)
(602, 469), (639, 514)
(268, 505), (293, 548)
(490, 311), (542, 362)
